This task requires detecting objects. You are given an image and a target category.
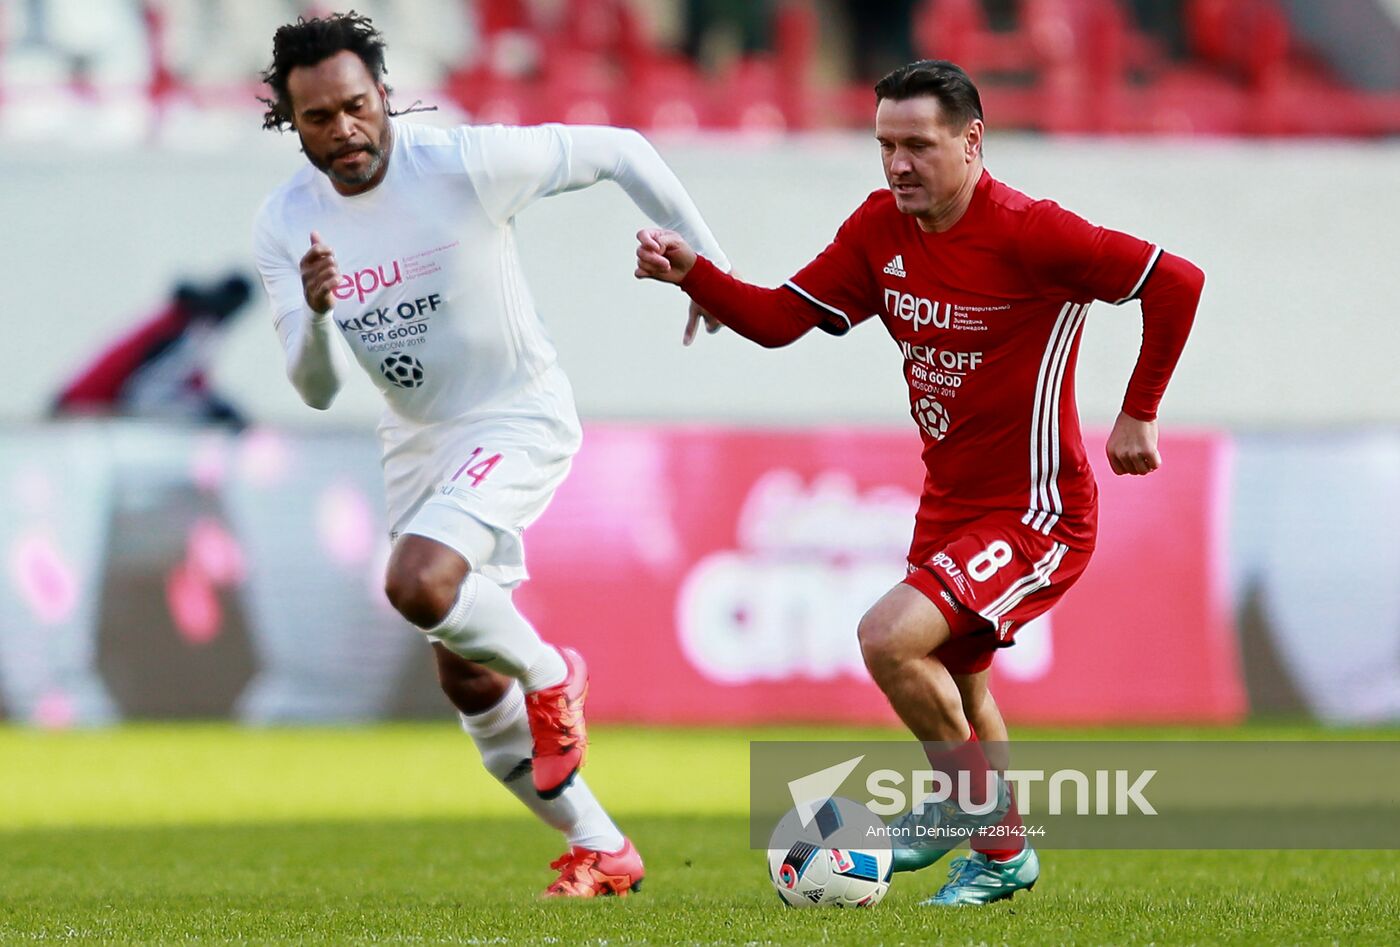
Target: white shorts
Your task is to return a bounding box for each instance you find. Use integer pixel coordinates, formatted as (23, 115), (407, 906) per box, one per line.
(380, 414), (579, 588)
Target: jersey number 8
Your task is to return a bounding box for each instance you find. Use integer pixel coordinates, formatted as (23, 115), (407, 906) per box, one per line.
(967, 540), (1013, 582)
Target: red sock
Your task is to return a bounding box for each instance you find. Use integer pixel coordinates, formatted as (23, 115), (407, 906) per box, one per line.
(922, 730), (996, 810)
(973, 786), (1025, 861)
(926, 730), (1025, 862)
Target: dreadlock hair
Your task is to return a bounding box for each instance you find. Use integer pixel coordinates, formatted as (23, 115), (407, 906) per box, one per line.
(259, 11), (389, 131)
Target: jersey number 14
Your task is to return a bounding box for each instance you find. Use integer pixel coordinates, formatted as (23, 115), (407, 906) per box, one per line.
(451, 448), (503, 488)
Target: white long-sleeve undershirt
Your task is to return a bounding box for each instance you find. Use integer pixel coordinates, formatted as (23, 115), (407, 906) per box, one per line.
(273, 306), (346, 410)
(541, 125), (731, 272)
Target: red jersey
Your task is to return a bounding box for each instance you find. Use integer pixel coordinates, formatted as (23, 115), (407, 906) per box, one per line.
(778, 171), (1159, 545)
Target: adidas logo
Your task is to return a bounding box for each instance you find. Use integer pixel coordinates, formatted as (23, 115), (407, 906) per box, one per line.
(883, 254), (906, 278)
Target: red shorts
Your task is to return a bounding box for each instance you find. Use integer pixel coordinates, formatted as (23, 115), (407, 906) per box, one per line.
(902, 510), (1093, 674)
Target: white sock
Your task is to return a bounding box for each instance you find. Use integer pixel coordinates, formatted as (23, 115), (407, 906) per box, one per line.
(428, 572), (565, 689)
(519, 647), (567, 693)
(459, 683), (625, 852)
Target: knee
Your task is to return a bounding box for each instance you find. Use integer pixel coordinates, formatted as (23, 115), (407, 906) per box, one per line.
(857, 609), (905, 684)
(857, 593), (952, 686)
(385, 552), (467, 629)
(386, 572), (457, 628)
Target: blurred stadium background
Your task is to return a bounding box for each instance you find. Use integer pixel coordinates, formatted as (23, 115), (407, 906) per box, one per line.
(1, 0), (1399, 734)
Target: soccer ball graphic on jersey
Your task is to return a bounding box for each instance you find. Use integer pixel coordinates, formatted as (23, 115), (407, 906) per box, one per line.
(379, 353), (425, 389)
(913, 395), (950, 441)
(767, 797), (894, 908)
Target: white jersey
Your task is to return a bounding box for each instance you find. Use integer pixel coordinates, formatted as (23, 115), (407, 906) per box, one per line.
(253, 119), (728, 446)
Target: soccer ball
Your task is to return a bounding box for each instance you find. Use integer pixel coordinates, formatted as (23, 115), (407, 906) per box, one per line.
(379, 353), (425, 389)
(768, 842), (894, 908)
(766, 797), (894, 908)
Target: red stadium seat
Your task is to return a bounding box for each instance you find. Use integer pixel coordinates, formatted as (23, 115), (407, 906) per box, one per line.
(6, 0), (1396, 138)
(625, 55), (706, 133)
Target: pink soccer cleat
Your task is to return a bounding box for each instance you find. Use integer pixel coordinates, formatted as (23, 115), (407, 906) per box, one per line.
(524, 647), (589, 799)
(543, 838), (645, 898)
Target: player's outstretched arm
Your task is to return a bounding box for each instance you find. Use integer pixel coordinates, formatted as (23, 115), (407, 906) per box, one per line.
(1111, 250), (1205, 476)
(467, 124), (733, 345)
(565, 126), (731, 273)
(635, 228), (820, 349)
(569, 127), (731, 345)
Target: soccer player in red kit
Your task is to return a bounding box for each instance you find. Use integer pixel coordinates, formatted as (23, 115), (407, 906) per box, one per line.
(636, 60), (1203, 905)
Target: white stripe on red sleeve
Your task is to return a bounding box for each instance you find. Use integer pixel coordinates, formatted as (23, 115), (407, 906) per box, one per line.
(783, 280), (853, 333)
(1112, 246), (1163, 305)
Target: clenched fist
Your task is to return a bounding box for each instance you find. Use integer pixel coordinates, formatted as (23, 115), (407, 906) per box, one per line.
(636, 228), (721, 345)
(1105, 411), (1161, 476)
(301, 231), (340, 314)
(634, 228), (697, 285)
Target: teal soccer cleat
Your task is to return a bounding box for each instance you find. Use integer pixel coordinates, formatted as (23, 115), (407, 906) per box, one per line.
(922, 847), (1039, 905)
(889, 779), (1013, 874)
(887, 797), (956, 874)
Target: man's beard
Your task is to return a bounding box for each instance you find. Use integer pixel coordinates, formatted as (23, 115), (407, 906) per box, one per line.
(304, 124), (391, 188)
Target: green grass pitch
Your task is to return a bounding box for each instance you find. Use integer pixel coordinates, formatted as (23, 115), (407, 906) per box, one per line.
(2, 723), (1395, 945)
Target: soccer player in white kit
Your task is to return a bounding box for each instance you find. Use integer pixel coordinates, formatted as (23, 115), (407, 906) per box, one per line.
(252, 13), (729, 897)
